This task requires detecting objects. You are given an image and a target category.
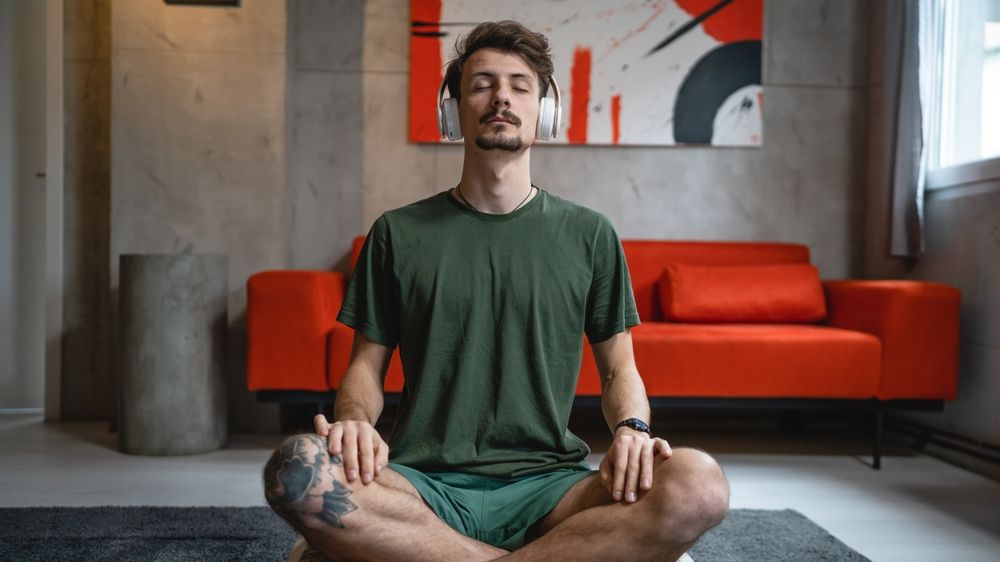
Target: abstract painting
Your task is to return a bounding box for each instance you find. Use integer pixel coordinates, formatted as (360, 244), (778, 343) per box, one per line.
(409, 0), (764, 146)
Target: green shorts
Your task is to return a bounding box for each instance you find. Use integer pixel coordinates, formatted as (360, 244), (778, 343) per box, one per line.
(388, 462), (596, 551)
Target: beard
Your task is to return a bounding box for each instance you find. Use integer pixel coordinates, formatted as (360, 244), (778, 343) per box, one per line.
(475, 109), (525, 152)
(475, 127), (524, 152)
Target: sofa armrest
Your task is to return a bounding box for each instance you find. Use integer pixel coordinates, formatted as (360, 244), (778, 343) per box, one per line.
(247, 270), (346, 391)
(822, 280), (960, 400)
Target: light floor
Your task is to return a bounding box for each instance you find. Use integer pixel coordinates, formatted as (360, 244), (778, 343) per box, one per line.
(1, 413), (999, 562)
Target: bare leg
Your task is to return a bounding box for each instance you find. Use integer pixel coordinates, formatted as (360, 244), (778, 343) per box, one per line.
(511, 448), (730, 561)
(263, 434), (507, 562)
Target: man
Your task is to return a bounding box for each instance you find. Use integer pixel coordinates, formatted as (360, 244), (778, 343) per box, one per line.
(264, 20), (729, 561)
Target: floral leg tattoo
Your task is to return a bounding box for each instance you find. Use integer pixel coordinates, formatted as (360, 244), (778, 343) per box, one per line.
(264, 434), (358, 529)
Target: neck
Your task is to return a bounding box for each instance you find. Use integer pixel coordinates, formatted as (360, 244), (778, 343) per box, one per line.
(455, 146), (535, 214)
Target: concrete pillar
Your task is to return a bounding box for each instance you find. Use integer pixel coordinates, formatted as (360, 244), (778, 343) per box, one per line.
(119, 253), (227, 455)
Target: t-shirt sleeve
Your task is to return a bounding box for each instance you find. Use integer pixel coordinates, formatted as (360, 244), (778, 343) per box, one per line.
(584, 216), (640, 343)
(337, 215), (399, 348)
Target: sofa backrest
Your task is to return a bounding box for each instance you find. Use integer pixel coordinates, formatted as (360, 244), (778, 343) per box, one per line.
(352, 235), (811, 323)
(622, 241), (812, 321)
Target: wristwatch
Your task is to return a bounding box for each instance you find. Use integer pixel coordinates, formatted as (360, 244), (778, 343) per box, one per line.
(615, 418), (651, 436)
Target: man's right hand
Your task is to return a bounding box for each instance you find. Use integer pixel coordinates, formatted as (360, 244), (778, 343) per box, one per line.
(314, 414), (389, 485)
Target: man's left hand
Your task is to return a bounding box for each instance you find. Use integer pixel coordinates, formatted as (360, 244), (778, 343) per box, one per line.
(599, 427), (672, 504)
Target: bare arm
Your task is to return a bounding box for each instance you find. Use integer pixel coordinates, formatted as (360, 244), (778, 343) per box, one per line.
(333, 331), (393, 424)
(315, 330), (394, 486)
(591, 329), (650, 431)
(591, 329), (672, 504)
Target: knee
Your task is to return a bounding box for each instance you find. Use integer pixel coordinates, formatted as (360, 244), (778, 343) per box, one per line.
(262, 434), (356, 530)
(646, 448), (730, 544)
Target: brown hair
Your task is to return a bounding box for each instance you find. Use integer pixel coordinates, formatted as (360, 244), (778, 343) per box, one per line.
(444, 20), (553, 101)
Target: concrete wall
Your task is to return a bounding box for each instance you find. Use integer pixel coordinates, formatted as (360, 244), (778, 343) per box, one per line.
(62, 0), (113, 419)
(109, 0), (286, 431)
(0, 0), (47, 410)
(287, 0), (364, 271)
(0, 0), (17, 408)
(905, 185), (1000, 450)
(358, 0), (871, 279)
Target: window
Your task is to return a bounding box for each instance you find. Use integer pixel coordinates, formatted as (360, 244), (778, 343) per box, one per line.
(983, 21), (1000, 159)
(925, 0), (1000, 189)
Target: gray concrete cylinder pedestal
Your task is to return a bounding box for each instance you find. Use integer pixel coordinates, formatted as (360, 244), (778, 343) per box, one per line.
(119, 253), (228, 455)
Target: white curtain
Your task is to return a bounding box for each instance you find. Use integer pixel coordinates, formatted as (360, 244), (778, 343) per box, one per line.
(881, 0), (935, 258)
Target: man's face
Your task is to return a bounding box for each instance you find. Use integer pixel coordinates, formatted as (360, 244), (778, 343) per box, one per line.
(458, 48), (541, 153)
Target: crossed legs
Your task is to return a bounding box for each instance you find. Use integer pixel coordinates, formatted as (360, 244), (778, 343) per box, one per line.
(263, 434), (505, 561)
(263, 434), (729, 562)
(511, 447), (730, 560)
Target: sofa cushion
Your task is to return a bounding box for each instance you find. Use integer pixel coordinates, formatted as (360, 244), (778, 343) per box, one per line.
(622, 241), (811, 322)
(658, 263), (826, 323)
(577, 323), (881, 398)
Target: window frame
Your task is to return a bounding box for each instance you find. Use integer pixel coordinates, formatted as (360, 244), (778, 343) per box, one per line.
(923, 0), (1000, 193)
(925, 155), (1000, 191)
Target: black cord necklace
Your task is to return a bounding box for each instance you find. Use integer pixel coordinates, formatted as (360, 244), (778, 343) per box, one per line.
(455, 185), (535, 214)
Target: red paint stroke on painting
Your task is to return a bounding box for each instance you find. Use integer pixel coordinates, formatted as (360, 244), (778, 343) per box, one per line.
(409, 0), (443, 142)
(611, 94), (622, 145)
(676, 0), (763, 43)
(566, 47), (592, 144)
(598, 3), (667, 62)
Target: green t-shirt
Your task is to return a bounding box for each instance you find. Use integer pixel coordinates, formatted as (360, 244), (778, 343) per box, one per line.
(337, 188), (639, 478)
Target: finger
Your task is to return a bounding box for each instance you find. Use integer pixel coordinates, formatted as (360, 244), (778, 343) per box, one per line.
(599, 451), (615, 495)
(327, 423), (344, 455)
(640, 442), (654, 491)
(612, 443), (629, 502)
(341, 425), (360, 482)
(655, 438), (673, 458)
(374, 437), (389, 475)
(313, 414), (330, 436)
(599, 454), (613, 494)
(624, 443), (642, 503)
(358, 426), (375, 484)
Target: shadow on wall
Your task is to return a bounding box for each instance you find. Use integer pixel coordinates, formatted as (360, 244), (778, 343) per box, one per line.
(228, 312), (280, 434)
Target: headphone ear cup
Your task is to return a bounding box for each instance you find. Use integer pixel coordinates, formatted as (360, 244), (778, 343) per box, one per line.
(441, 98), (462, 141)
(536, 97), (555, 140)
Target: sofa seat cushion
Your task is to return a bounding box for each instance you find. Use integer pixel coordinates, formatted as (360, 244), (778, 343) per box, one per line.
(578, 323), (881, 398)
(658, 263), (826, 323)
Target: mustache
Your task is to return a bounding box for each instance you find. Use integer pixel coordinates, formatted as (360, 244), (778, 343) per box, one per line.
(479, 110), (522, 126)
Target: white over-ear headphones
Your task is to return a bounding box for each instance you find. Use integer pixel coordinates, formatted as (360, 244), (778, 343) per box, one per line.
(437, 75), (562, 141)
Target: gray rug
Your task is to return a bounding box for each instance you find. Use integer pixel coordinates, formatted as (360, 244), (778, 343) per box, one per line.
(0, 506), (868, 561)
(690, 509), (870, 561)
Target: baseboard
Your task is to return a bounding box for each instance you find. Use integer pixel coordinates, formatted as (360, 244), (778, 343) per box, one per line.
(0, 408), (44, 415)
(886, 415), (1000, 482)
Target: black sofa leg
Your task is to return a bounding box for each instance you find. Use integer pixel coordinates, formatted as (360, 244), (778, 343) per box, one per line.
(872, 402), (883, 470)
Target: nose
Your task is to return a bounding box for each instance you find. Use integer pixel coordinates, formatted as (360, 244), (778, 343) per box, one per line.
(492, 84), (511, 108)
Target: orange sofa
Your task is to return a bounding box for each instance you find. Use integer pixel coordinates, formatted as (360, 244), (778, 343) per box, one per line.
(247, 239), (960, 467)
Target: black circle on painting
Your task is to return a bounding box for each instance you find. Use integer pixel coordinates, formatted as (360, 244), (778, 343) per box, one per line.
(673, 40), (762, 145)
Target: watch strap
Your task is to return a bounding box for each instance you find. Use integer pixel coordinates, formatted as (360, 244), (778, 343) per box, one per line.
(615, 417), (651, 435)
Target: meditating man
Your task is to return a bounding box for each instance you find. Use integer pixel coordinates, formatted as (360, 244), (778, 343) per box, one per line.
(263, 20), (730, 561)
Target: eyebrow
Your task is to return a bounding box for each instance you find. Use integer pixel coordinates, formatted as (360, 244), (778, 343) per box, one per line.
(469, 71), (534, 83)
